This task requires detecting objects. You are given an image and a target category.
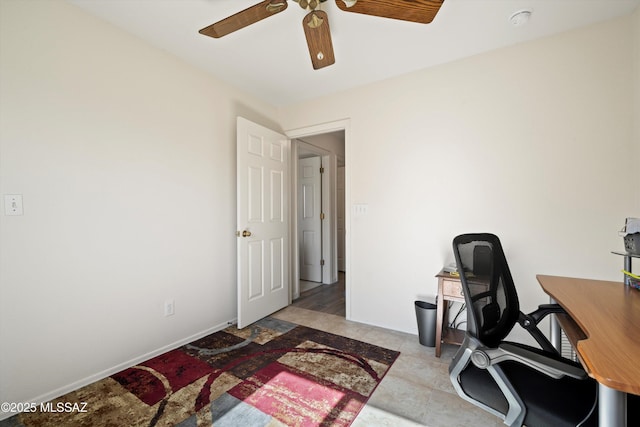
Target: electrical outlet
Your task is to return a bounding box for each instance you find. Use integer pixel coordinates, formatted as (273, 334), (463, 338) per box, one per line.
(164, 300), (175, 317)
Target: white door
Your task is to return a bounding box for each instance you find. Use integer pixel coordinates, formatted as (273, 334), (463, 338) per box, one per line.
(298, 156), (322, 282)
(237, 117), (289, 329)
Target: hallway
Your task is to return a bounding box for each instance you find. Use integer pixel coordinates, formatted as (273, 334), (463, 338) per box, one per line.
(292, 272), (345, 317)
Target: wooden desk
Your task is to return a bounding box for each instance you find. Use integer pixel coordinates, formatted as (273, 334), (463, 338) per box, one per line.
(537, 275), (640, 426)
(435, 271), (466, 357)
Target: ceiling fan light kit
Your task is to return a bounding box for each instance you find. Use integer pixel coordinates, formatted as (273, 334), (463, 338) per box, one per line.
(199, 0), (445, 70)
(297, 0), (322, 9)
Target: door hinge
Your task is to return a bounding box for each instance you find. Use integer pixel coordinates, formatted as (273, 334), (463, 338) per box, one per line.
(320, 212), (325, 220)
(320, 259), (325, 266)
(320, 166), (325, 174)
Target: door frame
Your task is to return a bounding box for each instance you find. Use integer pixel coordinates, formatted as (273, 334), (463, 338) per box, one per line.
(286, 119), (351, 319)
(296, 141), (333, 286)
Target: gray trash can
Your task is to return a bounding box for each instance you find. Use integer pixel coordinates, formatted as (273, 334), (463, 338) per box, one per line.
(415, 301), (437, 347)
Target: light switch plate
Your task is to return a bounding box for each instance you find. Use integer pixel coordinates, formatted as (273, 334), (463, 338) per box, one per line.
(353, 203), (368, 216)
(4, 194), (23, 216)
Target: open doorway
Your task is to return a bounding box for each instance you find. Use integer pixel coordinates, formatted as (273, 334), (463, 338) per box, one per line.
(289, 125), (347, 317)
(297, 150), (325, 291)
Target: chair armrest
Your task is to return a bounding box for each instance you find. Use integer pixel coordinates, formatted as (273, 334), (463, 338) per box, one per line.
(527, 303), (566, 324)
(518, 304), (566, 354)
(470, 343), (587, 380)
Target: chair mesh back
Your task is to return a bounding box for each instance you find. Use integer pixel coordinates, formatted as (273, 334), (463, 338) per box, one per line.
(452, 234), (520, 347)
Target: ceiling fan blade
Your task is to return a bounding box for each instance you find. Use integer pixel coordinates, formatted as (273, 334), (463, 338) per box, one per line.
(303, 10), (335, 70)
(199, 0), (288, 38)
(335, 0), (444, 24)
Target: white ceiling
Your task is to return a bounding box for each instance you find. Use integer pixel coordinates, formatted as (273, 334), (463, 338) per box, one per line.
(68, 0), (639, 107)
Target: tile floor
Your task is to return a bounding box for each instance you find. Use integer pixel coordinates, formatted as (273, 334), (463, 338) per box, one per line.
(272, 305), (503, 427)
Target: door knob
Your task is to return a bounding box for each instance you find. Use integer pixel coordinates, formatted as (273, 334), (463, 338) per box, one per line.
(242, 230), (252, 237)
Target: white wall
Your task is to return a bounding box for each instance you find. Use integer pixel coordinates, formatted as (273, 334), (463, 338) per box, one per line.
(634, 7), (640, 212)
(300, 132), (346, 163)
(0, 0), (279, 408)
(279, 14), (639, 335)
(1, 0), (638, 411)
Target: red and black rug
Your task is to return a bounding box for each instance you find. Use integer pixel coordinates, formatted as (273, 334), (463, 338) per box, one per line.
(5, 317), (400, 426)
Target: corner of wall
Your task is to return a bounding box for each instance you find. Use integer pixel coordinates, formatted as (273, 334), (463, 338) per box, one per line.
(633, 6), (640, 212)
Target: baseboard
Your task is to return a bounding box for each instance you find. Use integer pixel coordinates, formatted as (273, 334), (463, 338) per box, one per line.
(0, 318), (237, 422)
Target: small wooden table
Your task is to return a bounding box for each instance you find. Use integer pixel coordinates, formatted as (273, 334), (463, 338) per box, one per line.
(435, 270), (466, 357)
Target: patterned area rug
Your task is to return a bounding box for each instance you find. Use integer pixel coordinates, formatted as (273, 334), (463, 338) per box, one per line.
(2, 317), (400, 427)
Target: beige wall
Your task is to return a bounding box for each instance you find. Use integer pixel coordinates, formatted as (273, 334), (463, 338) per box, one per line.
(634, 7), (640, 211)
(0, 0), (278, 406)
(279, 14), (638, 334)
(1, 0), (638, 410)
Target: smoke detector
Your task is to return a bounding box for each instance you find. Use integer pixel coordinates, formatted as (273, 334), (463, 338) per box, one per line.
(509, 10), (532, 27)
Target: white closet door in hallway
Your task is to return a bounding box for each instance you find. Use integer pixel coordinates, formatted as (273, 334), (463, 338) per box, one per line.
(298, 156), (322, 282)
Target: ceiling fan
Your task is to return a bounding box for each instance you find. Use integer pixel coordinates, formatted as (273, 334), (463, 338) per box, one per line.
(199, 0), (445, 70)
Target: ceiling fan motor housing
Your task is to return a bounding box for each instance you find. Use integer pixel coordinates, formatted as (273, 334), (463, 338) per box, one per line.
(294, 0), (328, 11)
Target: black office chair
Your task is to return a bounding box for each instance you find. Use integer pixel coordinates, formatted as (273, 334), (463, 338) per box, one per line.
(449, 233), (598, 427)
